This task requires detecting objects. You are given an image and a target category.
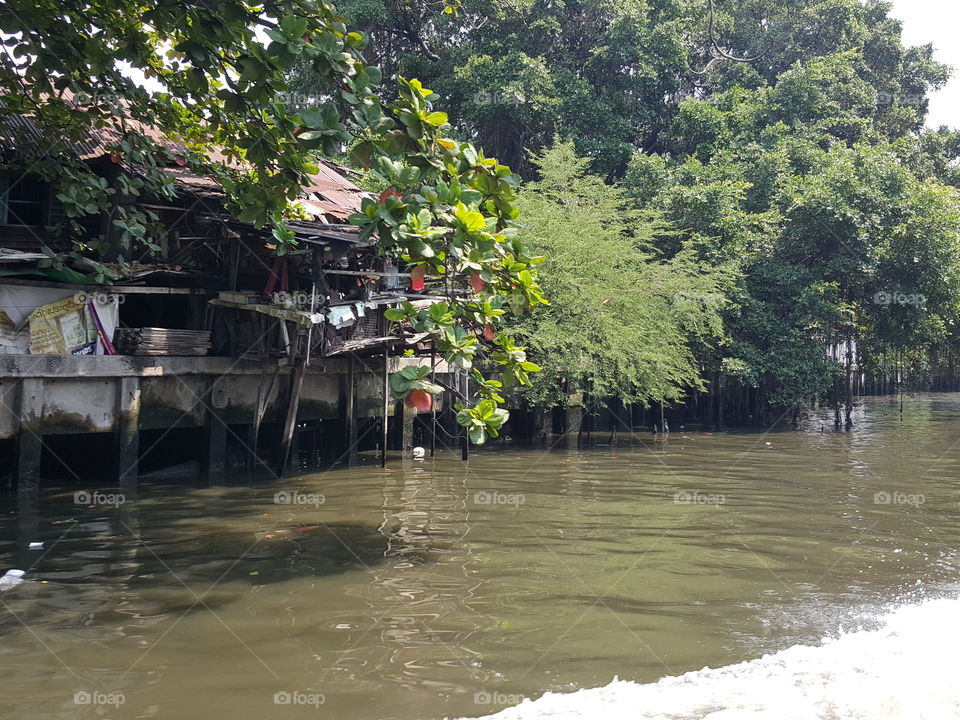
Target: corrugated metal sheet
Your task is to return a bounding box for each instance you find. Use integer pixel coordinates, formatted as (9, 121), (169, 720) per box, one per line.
(0, 100), (367, 219)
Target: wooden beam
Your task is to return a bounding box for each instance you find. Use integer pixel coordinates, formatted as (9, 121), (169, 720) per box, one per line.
(0, 277), (197, 294)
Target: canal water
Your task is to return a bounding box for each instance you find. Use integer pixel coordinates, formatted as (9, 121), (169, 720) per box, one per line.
(1, 394), (959, 719)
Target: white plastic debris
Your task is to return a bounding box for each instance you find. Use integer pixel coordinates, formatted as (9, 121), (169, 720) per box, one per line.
(412, 447), (426, 459)
(28, 542), (43, 550)
(0, 569), (26, 591)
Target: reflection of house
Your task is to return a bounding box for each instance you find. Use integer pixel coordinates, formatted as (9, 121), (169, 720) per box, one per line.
(0, 107), (447, 490)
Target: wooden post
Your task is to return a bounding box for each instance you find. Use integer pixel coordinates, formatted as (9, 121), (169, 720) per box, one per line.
(16, 378), (44, 495)
(278, 351), (307, 476)
(346, 354), (357, 466)
(116, 376), (140, 491)
(532, 406), (545, 445)
(250, 362), (278, 471)
(564, 405), (583, 449)
(203, 377), (228, 479)
(460, 370), (469, 461)
(401, 400), (415, 453)
(16, 485), (39, 571)
(429, 341), (437, 457)
(381, 350), (389, 468)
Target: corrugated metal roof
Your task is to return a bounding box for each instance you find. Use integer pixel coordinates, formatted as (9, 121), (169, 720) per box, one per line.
(0, 99), (367, 220)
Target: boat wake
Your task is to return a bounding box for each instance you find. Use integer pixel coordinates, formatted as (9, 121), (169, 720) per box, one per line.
(462, 597), (960, 720)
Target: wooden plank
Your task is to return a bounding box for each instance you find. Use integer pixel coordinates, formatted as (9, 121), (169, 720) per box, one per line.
(322, 269), (411, 278)
(209, 298), (324, 325)
(0, 277), (197, 294)
(346, 355), (357, 466)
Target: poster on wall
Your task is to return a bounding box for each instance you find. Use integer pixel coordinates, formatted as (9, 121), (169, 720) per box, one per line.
(0, 285), (120, 355)
(27, 296), (97, 354)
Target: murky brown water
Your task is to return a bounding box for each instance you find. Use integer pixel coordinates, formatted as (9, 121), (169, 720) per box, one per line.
(2, 394), (959, 719)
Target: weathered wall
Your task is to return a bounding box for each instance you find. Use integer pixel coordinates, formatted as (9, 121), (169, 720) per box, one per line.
(0, 355), (450, 439)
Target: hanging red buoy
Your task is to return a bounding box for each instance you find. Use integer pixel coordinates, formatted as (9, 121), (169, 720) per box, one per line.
(405, 389), (432, 411)
(410, 264), (426, 291)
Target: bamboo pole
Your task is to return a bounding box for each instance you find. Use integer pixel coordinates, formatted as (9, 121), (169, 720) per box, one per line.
(381, 350), (389, 468)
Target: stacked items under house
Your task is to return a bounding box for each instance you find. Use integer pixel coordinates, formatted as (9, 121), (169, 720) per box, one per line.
(114, 327), (212, 356)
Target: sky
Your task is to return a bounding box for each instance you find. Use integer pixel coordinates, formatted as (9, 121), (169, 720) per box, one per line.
(889, 0), (960, 129)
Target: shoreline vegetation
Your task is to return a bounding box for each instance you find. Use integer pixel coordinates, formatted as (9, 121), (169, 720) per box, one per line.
(293, 0), (960, 430)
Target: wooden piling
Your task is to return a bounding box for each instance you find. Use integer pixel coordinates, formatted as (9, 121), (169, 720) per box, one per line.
(346, 354), (357, 466)
(429, 342), (437, 457)
(277, 351), (307, 476)
(203, 377), (228, 479)
(116, 376), (140, 489)
(381, 350), (389, 468)
(16, 378), (43, 494)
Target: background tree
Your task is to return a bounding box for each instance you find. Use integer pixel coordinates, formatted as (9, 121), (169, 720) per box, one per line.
(292, 0), (960, 420)
(629, 69), (960, 419)
(310, 0), (957, 178)
(508, 140), (732, 408)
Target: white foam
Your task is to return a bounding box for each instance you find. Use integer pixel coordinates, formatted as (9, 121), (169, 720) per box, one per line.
(462, 597), (960, 720)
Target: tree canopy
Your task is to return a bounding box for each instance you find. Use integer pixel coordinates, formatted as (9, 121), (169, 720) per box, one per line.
(322, 0), (957, 177)
(509, 140), (731, 407)
(291, 0), (960, 418)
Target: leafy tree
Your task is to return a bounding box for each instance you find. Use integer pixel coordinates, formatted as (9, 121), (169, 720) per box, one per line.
(307, 0), (955, 178)
(628, 62), (960, 418)
(312, 0), (960, 420)
(508, 140), (732, 408)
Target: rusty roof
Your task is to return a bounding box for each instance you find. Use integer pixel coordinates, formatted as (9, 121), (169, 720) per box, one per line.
(0, 99), (367, 222)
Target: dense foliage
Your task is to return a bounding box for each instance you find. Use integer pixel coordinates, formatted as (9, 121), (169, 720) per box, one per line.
(298, 0), (960, 418)
(510, 140), (731, 407)
(6, 0), (960, 425)
(324, 0), (957, 176)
